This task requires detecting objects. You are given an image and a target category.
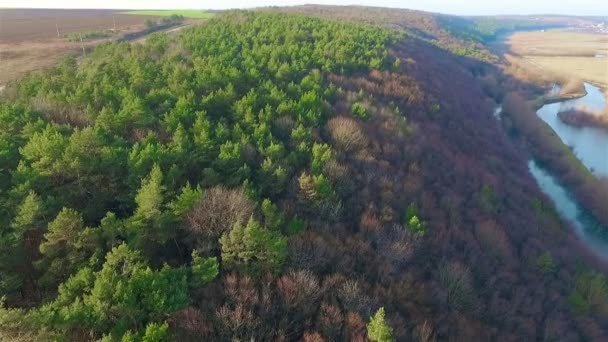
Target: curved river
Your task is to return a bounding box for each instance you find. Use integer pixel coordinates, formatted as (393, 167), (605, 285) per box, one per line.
(527, 82), (608, 259)
(536, 83), (608, 177)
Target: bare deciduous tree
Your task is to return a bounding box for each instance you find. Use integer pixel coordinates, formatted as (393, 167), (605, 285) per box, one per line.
(277, 270), (322, 312)
(186, 186), (255, 251)
(326, 116), (368, 153)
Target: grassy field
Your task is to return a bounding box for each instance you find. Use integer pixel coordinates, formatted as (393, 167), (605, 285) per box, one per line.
(506, 30), (608, 88)
(121, 10), (214, 19)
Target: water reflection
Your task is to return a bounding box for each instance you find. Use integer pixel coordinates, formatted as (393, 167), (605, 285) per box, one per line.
(528, 160), (608, 259)
(536, 83), (608, 177)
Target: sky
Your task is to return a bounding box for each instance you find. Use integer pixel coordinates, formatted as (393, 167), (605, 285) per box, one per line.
(1, 0), (608, 16)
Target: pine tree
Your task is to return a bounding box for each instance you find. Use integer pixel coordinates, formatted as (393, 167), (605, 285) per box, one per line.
(37, 207), (88, 287)
(135, 164), (164, 220)
(190, 250), (219, 286)
(220, 217), (287, 274)
(367, 307), (394, 342)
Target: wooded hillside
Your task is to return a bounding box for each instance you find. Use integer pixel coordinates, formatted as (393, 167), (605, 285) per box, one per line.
(1, 9), (607, 341)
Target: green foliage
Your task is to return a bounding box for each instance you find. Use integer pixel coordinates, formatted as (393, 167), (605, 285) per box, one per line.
(37, 243), (188, 338)
(122, 10), (213, 19)
(535, 251), (556, 275)
(65, 30), (115, 42)
(190, 251), (219, 286)
(286, 216), (306, 235)
(0, 10), (399, 339)
(37, 207), (91, 287)
(351, 102), (369, 120)
(261, 199), (285, 231)
(479, 184), (498, 213)
(11, 191), (44, 234)
(407, 215), (426, 236)
(103, 321), (169, 341)
(367, 307), (394, 342)
(404, 203), (426, 236)
(145, 19), (157, 30)
(220, 217), (287, 274)
(311, 143), (333, 175)
(142, 322), (170, 342)
(134, 164), (165, 220)
(168, 183), (203, 218)
(568, 270), (608, 316)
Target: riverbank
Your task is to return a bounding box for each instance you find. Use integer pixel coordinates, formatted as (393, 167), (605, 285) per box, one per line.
(501, 92), (608, 230)
(544, 91), (587, 104)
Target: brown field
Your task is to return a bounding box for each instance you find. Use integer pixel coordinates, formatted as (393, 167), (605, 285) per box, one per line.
(0, 9), (159, 86)
(506, 29), (608, 88)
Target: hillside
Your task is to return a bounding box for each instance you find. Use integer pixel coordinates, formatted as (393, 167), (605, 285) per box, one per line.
(1, 9), (607, 341)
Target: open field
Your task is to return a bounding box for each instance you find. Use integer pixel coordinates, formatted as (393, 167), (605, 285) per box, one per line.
(0, 9), (155, 86)
(506, 29), (608, 88)
(120, 10), (214, 18)
(0, 9), (208, 87)
(0, 9), (154, 43)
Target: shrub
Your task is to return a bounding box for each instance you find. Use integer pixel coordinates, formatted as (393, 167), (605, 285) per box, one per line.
(351, 102), (369, 120)
(534, 252), (556, 275)
(568, 270), (608, 316)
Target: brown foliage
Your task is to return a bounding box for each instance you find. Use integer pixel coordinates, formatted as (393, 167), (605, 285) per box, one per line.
(186, 186), (255, 251)
(215, 304), (260, 340)
(345, 311), (367, 341)
(169, 307), (210, 338)
(475, 220), (513, 264)
(277, 270), (322, 312)
(438, 261), (477, 312)
(559, 78), (585, 96)
(328, 70), (423, 106)
(224, 273), (259, 307)
(317, 302), (343, 339)
(302, 331), (326, 342)
(337, 279), (372, 315)
(287, 232), (336, 273)
(558, 108), (608, 130)
(502, 92), (608, 226)
(376, 225), (416, 268)
(326, 116), (369, 153)
(31, 96), (91, 128)
(414, 320), (436, 342)
(160, 8), (608, 340)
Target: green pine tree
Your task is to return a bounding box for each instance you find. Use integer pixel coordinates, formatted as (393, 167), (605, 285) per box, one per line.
(367, 307), (394, 342)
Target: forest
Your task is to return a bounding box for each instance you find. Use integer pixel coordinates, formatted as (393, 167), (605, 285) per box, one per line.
(1, 8), (608, 341)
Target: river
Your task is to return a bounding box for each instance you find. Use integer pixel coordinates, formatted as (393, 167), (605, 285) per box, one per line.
(536, 82), (608, 177)
(526, 82), (608, 259)
(528, 160), (608, 259)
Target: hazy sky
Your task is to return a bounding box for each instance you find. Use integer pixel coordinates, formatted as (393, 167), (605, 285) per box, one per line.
(2, 0), (608, 16)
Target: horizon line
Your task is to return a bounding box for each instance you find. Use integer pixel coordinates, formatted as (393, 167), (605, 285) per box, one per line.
(1, 5), (607, 18)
